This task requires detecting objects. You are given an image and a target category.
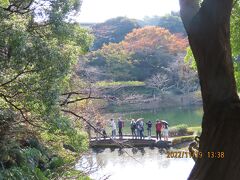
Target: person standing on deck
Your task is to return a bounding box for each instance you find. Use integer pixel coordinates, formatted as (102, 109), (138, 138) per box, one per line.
(130, 119), (137, 138)
(155, 120), (162, 141)
(110, 119), (116, 139)
(139, 119), (144, 139)
(118, 117), (124, 139)
(162, 120), (169, 141)
(146, 120), (152, 139)
(136, 120), (140, 139)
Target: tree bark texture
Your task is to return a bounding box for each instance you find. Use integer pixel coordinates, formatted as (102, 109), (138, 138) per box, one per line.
(179, 0), (240, 179)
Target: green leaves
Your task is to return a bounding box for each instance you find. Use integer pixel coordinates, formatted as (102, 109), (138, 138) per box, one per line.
(0, 1), (93, 119)
(88, 26), (187, 81)
(0, 0), (9, 8)
(231, 2), (240, 57)
(183, 2), (240, 91)
(184, 47), (197, 70)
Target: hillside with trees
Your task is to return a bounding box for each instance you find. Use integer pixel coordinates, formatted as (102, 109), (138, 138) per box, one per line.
(140, 12), (186, 36)
(91, 17), (140, 50)
(79, 26), (200, 109)
(87, 26), (187, 81)
(83, 13), (187, 52)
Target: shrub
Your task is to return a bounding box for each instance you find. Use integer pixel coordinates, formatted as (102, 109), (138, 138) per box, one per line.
(172, 136), (195, 146)
(96, 81), (145, 87)
(169, 124), (189, 136)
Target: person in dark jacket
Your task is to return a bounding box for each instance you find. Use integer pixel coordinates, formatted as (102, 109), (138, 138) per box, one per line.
(130, 119), (137, 138)
(146, 120), (152, 139)
(118, 118), (124, 139)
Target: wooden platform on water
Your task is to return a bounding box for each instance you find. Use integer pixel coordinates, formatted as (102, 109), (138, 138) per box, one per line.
(90, 136), (172, 148)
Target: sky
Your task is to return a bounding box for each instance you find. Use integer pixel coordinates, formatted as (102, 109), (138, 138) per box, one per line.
(77, 0), (180, 23)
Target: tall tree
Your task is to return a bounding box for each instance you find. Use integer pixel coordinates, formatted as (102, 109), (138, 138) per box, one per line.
(0, 0), (93, 178)
(179, 0), (240, 179)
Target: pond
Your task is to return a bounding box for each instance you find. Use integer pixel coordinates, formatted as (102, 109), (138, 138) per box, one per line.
(76, 148), (195, 180)
(103, 105), (203, 134)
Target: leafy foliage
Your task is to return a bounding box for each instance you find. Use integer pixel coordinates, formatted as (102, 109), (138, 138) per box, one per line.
(231, 2), (240, 57)
(0, 0), (93, 179)
(87, 26), (187, 81)
(139, 12), (186, 36)
(91, 17), (140, 50)
(184, 2), (240, 91)
(96, 81), (145, 87)
(157, 12), (186, 36)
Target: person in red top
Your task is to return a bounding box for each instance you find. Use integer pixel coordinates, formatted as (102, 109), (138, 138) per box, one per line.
(155, 120), (162, 141)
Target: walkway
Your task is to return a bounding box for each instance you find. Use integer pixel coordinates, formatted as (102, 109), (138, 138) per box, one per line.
(90, 135), (172, 148)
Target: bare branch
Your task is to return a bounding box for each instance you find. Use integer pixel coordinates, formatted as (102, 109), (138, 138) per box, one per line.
(61, 109), (142, 164)
(62, 91), (86, 96)
(0, 70), (35, 87)
(60, 96), (104, 106)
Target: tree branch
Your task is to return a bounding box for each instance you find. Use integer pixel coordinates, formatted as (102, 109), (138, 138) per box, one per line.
(0, 70), (35, 87)
(61, 109), (142, 164)
(60, 96), (104, 106)
(0, 93), (47, 130)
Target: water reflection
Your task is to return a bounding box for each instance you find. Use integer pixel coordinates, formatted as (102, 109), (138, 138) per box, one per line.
(131, 147), (138, 154)
(76, 148), (195, 180)
(138, 147), (145, 156)
(118, 148), (124, 156)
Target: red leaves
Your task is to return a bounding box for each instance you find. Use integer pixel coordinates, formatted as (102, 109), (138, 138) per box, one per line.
(99, 26), (188, 55)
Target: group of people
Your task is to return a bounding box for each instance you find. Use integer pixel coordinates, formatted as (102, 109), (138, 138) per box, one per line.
(130, 119), (168, 141)
(108, 118), (169, 141)
(110, 118), (124, 139)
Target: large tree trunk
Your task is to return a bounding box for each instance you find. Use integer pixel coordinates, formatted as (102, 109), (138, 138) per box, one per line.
(179, 0), (240, 179)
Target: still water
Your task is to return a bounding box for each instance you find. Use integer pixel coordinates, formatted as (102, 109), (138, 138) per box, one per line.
(124, 106), (203, 127)
(103, 106), (203, 134)
(76, 148), (195, 180)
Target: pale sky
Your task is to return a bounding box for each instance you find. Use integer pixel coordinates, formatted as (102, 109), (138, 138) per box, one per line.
(77, 0), (180, 23)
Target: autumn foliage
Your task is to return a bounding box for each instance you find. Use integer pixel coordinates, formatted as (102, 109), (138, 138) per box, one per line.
(122, 26), (187, 53)
(87, 26), (188, 81)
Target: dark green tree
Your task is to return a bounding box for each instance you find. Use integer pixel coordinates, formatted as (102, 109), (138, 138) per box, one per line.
(91, 17), (140, 50)
(0, 0), (92, 178)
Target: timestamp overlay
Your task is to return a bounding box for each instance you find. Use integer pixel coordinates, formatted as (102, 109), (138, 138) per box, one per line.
(166, 151), (225, 159)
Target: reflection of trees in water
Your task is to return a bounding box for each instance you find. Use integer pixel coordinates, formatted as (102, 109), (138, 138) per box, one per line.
(76, 153), (102, 175)
(77, 147), (190, 179)
(93, 147), (105, 153)
(76, 150), (113, 179)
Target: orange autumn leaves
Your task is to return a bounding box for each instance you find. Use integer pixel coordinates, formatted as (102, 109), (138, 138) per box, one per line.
(99, 26), (188, 55)
(87, 26), (189, 81)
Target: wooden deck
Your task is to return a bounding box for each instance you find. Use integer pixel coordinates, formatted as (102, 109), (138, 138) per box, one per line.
(90, 136), (172, 148)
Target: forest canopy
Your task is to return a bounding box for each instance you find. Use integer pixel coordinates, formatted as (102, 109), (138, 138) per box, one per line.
(86, 26), (188, 81)
(0, 0), (93, 179)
